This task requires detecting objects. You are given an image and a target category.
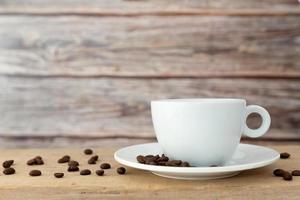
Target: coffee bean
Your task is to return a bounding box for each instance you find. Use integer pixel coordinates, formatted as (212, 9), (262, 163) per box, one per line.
(181, 162), (190, 167)
(96, 169), (104, 176)
(3, 167), (15, 175)
(84, 149), (93, 155)
(117, 167), (126, 175)
(54, 173), (64, 178)
(68, 160), (79, 167)
(136, 155), (145, 164)
(158, 161), (166, 166)
(36, 159), (44, 165)
(80, 169), (91, 176)
(282, 172), (293, 181)
(88, 155), (99, 164)
(27, 156), (44, 166)
(100, 163), (111, 169)
(280, 152), (290, 159)
(210, 165), (218, 167)
(292, 170), (300, 176)
(58, 155), (70, 163)
(27, 158), (36, 165)
(2, 160), (14, 168)
(157, 154), (169, 162)
(273, 169), (285, 177)
(29, 170), (42, 176)
(68, 166), (79, 172)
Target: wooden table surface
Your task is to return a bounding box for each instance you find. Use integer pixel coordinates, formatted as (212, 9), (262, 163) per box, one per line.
(0, 145), (299, 200)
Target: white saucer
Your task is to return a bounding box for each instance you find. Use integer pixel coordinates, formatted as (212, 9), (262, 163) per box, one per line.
(114, 143), (279, 180)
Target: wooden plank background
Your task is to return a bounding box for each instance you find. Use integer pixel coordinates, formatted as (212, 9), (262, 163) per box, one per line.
(0, 0), (299, 147)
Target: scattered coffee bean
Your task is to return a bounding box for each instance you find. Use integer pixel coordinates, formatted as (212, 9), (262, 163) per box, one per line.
(292, 170), (300, 176)
(166, 160), (182, 167)
(68, 166), (79, 172)
(280, 152), (290, 159)
(88, 155), (99, 164)
(117, 167), (126, 175)
(80, 169), (91, 176)
(96, 169), (104, 176)
(27, 156), (44, 166)
(84, 149), (93, 155)
(282, 172), (293, 181)
(210, 165), (218, 167)
(100, 163), (111, 169)
(273, 169), (285, 177)
(54, 173), (64, 178)
(29, 170), (42, 176)
(68, 160), (79, 167)
(3, 167), (15, 175)
(136, 155), (146, 164)
(2, 160), (14, 168)
(58, 155), (70, 163)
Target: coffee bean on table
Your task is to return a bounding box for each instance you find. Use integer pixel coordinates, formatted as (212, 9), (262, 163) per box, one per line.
(100, 163), (111, 169)
(136, 155), (146, 164)
(2, 160), (14, 168)
(117, 167), (126, 175)
(282, 172), (293, 181)
(3, 167), (15, 175)
(280, 152), (290, 159)
(68, 160), (79, 167)
(273, 169), (285, 177)
(27, 156), (44, 166)
(29, 170), (42, 176)
(96, 169), (104, 176)
(68, 166), (79, 172)
(88, 155), (99, 164)
(54, 173), (64, 178)
(291, 170), (300, 176)
(58, 155), (70, 163)
(80, 169), (91, 176)
(84, 149), (93, 155)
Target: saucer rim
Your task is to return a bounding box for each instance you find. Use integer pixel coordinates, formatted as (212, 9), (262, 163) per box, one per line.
(114, 143), (279, 173)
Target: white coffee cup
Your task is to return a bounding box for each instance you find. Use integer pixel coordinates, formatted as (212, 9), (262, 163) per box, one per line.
(151, 98), (271, 166)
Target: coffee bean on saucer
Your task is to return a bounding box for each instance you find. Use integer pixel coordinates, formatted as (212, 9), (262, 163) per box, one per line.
(68, 160), (79, 167)
(100, 163), (111, 169)
(117, 167), (126, 175)
(280, 152), (290, 159)
(54, 173), (64, 178)
(2, 160), (14, 168)
(136, 155), (145, 164)
(282, 172), (293, 181)
(58, 155), (70, 163)
(292, 170), (300, 176)
(181, 162), (190, 167)
(210, 165), (218, 167)
(80, 169), (91, 176)
(29, 170), (42, 176)
(96, 169), (104, 176)
(3, 167), (15, 175)
(84, 149), (93, 155)
(273, 169), (285, 177)
(68, 166), (79, 172)
(157, 154), (169, 162)
(166, 160), (182, 167)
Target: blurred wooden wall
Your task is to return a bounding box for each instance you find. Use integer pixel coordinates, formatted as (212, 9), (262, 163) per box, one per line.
(0, 0), (300, 147)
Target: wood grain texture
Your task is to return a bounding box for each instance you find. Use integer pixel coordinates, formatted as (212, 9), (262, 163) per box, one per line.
(0, 16), (300, 78)
(0, 0), (300, 15)
(1, 76), (299, 138)
(0, 146), (299, 199)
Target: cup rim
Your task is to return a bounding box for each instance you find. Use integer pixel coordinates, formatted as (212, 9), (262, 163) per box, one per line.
(151, 98), (246, 104)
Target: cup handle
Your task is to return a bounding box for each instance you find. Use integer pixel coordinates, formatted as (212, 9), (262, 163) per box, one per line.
(244, 105), (271, 138)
